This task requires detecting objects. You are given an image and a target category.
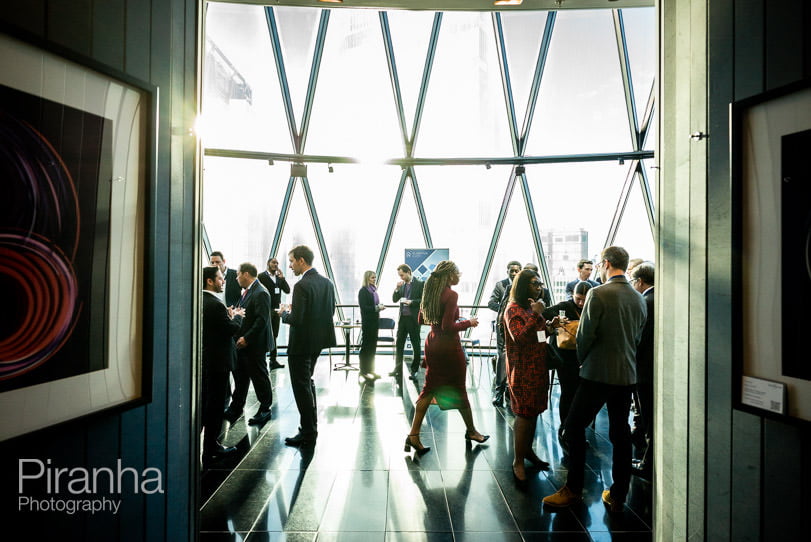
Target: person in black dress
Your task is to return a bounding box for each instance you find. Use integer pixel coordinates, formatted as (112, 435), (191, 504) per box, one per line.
(358, 270), (385, 382)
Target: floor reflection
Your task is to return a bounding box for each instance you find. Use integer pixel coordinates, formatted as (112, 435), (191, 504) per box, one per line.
(199, 353), (652, 541)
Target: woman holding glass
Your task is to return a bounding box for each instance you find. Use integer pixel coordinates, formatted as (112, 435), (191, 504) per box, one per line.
(404, 260), (489, 455)
(358, 270), (385, 382)
(504, 269), (559, 483)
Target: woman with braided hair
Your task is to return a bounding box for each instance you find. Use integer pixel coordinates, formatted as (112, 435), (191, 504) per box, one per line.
(404, 261), (490, 455)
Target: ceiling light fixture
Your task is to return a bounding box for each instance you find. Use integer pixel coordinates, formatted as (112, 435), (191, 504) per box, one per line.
(494, 0), (523, 6)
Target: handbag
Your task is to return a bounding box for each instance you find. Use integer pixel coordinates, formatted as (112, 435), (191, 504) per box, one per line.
(556, 320), (580, 350)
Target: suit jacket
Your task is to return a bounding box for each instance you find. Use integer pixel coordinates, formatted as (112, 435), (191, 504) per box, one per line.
(636, 287), (654, 384)
(282, 268), (337, 355)
(236, 279), (273, 355)
(565, 278), (599, 299)
(202, 291), (240, 372)
(488, 277), (511, 312)
(257, 270), (290, 309)
(576, 275), (647, 386)
(392, 279), (424, 323)
(223, 267), (241, 307)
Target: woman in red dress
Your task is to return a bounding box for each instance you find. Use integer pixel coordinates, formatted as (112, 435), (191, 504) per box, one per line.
(404, 261), (490, 455)
(504, 269), (559, 483)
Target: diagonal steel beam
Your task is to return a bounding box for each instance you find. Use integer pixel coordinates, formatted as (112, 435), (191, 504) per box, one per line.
(470, 172), (519, 316)
(299, 10), (331, 153)
(379, 12), (410, 155)
(408, 167), (433, 248)
(375, 169), (410, 278)
(269, 177), (298, 260)
(264, 7), (299, 152)
(300, 176), (344, 316)
(613, 9), (640, 151)
(409, 12), (442, 156)
(602, 159), (640, 249)
(518, 12), (555, 156)
(492, 13), (519, 156)
(518, 173), (554, 302)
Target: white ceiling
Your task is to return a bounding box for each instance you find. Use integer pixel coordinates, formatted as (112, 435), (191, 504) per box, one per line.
(210, 1), (654, 12)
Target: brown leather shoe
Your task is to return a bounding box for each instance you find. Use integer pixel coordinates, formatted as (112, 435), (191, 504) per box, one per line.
(542, 485), (582, 508)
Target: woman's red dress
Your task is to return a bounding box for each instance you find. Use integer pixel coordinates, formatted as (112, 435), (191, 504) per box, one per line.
(504, 302), (549, 418)
(417, 287), (473, 410)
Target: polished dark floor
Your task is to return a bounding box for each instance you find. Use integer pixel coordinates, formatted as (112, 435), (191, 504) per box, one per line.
(199, 351), (652, 541)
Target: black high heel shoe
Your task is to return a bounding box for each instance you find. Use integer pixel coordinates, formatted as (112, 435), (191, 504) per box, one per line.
(404, 434), (431, 455)
(464, 430), (490, 444)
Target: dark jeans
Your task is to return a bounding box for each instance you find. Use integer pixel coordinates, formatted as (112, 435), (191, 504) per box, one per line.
(230, 350), (273, 411)
(556, 362), (581, 425)
(288, 351), (320, 435)
(395, 316), (422, 374)
(563, 378), (634, 501)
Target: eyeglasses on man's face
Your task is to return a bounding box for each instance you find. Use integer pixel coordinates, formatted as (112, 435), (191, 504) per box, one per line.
(529, 280), (542, 287)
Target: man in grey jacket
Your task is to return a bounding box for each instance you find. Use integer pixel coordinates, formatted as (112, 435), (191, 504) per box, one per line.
(543, 246), (647, 513)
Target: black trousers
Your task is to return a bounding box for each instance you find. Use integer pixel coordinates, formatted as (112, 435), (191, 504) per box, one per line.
(288, 350), (320, 435)
(636, 378), (653, 460)
(563, 378), (634, 501)
(230, 350), (273, 411)
(359, 320), (379, 374)
(269, 311), (281, 362)
(202, 368), (230, 452)
(395, 316), (422, 374)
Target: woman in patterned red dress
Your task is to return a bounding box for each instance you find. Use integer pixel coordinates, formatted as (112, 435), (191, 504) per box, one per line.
(404, 261), (490, 455)
(504, 269), (559, 483)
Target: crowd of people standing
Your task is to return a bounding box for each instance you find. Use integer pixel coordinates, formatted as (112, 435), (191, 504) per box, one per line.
(201, 244), (655, 515)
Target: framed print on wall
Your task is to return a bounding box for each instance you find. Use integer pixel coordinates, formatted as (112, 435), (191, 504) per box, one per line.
(731, 78), (811, 425)
(0, 29), (155, 441)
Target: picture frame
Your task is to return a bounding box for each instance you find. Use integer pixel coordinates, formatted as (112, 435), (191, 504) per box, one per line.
(0, 28), (155, 441)
(731, 78), (811, 425)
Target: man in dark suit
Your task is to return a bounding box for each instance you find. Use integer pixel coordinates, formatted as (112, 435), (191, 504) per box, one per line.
(258, 257), (290, 370)
(280, 245), (336, 446)
(564, 259), (599, 299)
(630, 262), (655, 479)
(390, 264), (425, 381)
(224, 262), (274, 426)
(210, 251), (241, 308)
(202, 266), (241, 464)
(543, 246), (647, 513)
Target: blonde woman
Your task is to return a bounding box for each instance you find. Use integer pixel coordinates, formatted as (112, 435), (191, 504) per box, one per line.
(358, 270), (385, 381)
(404, 261), (489, 455)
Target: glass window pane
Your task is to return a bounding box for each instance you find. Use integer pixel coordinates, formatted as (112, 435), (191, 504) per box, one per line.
(274, 5), (321, 132)
(203, 3), (292, 153)
(613, 173), (655, 263)
(376, 176), (431, 320)
(304, 164), (403, 306)
(202, 155), (289, 265)
(386, 10), (437, 140)
(305, 9), (403, 159)
(620, 7), (656, 126)
(524, 162), (629, 297)
(418, 12), (514, 157)
(526, 10), (631, 155)
(500, 11), (550, 125)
